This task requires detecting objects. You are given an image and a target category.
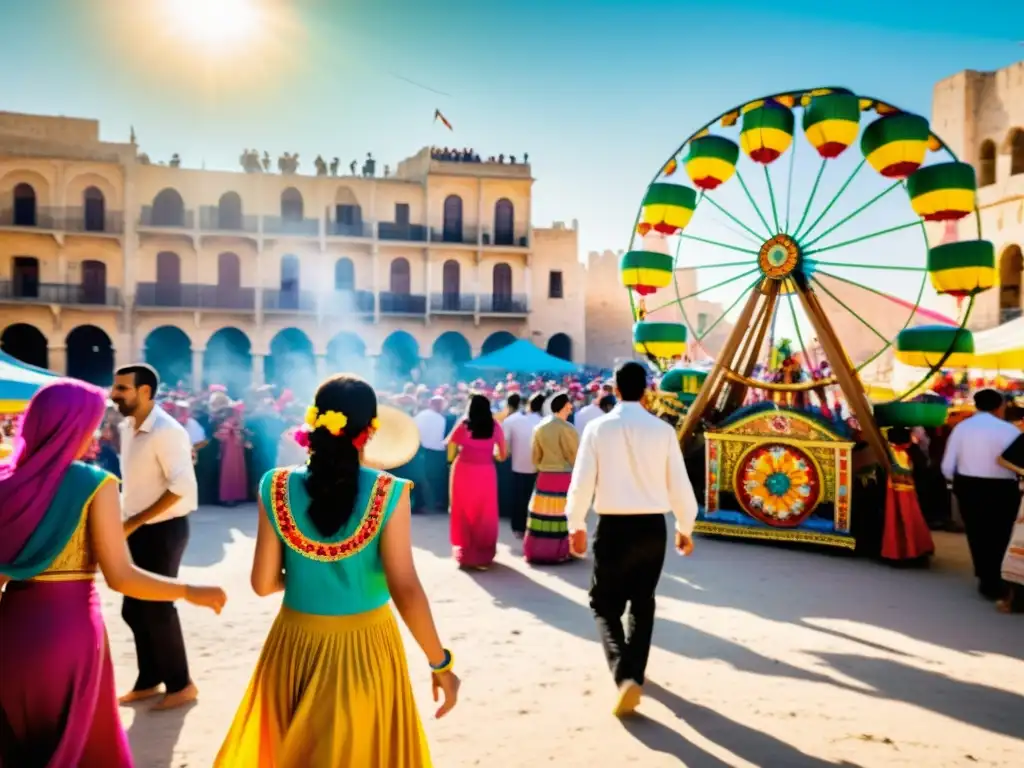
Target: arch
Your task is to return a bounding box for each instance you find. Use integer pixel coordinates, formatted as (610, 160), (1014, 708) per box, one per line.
(217, 252), (241, 290)
(280, 187), (303, 221)
(0, 323), (48, 369)
(1011, 129), (1024, 177)
(279, 254), (300, 309)
(333, 186), (362, 234)
(978, 140), (996, 187)
(155, 251), (182, 305)
(999, 244), (1023, 321)
(11, 256), (40, 298)
(442, 194), (463, 241)
(334, 257), (355, 291)
(65, 324), (114, 386)
(546, 332), (573, 361)
(83, 186), (106, 232)
(442, 259), (460, 308)
(432, 331), (471, 365)
(144, 325), (192, 387)
(482, 330), (516, 356)
(380, 330), (420, 379)
(390, 257), (411, 294)
(13, 182), (37, 226)
(218, 191), (243, 229)
(494, 198), (514, 245)
(492, 262), (513, 304)
(151, 187), (185, 227)
(266, 327), (316, 393)
(80, 260), (107, 304)
(204, 327), (252, 397)
(326, 331), (367, 375)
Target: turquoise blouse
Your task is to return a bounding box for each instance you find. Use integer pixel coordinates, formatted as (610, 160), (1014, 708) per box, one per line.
(259, 465), (409, 616)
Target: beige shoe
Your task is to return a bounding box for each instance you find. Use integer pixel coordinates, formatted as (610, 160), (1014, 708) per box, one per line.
(151, 681), (199, 711)
(613, 680), (642, 717)
(118, 685), (162, 704)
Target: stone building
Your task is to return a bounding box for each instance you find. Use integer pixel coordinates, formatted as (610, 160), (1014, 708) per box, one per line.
(0, 111), (586, 394)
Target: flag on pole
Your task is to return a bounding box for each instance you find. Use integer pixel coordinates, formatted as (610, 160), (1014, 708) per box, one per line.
(434, 109), (453, 131)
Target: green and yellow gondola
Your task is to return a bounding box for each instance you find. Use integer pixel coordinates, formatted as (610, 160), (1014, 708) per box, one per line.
(860, 112), (931, 178)
(926, 240), (995, 298)
(634, 321), (687, 360)
(895, 325), (975, 368)
(620, 250), (674, 296)
(660, 366), (708, 404)
(739, 101), (794, 164)
(907, 161), (977, 221)
(801, 92), (861, 159)
(684, 136), (740, 190)
(636, 183), (698, 236)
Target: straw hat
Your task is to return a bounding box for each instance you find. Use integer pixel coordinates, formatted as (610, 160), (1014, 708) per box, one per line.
(362, 404), (421, 471)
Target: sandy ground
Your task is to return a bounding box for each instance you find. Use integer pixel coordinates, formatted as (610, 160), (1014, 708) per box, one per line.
(104, 508), (1024, 768)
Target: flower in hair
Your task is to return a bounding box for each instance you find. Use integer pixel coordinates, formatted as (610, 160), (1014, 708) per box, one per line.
(293, 426), (311, 449)
(315, 410), (348, 436)
(305, 406), (319, 428)
(371, 417), (380, 430)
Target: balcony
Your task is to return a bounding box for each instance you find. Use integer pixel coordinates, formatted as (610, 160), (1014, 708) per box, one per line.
(63, 207), (125, 235)
(134, 283), (255, 311)
(262, 288), (317, 313)
(479, 293), (529, 314)
(482, 230), (530, 248)
(0, 206), (62, 230)
(0, 280), (122, 307)
(198, 206), (259, 233)
(1000, 306), (1023, 324)
(138, 206), (195, 229)
(378, 222), (427, 242)
(429, 227), (480, 246)
(379, 292), (427, 315)
(327, 221), (373, 238)
(429, 293), (475, 313)
(321, 289), (375, 316)
(263, 216), (319, 237)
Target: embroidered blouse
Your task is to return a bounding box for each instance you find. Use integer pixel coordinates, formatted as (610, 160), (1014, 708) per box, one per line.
(260, 464), (409, 616)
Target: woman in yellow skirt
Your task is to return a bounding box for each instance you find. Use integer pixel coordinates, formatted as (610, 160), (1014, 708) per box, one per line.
(215, 374), (460, 768)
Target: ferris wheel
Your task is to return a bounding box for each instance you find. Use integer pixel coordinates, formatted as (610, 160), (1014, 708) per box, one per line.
(622, 87), (995, 467)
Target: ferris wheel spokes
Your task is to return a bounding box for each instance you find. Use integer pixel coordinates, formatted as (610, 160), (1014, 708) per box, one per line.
(793, 158), (866, 242)
(800, 179), (904, 249)
(802, 218), (922, 257)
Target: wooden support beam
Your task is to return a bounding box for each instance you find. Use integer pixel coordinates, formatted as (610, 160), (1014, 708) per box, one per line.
(725, 283), (780, 412)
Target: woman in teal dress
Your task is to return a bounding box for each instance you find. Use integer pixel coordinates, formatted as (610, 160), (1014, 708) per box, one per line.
(216, 374), (460, 768)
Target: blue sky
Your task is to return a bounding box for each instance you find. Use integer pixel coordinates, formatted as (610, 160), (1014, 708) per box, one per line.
(1, 0), (1021, 346)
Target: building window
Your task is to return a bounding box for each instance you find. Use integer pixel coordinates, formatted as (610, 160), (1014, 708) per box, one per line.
(548, 270), (564, 299)
(697, 312), (709, 335)
(395, 203), (410, 226)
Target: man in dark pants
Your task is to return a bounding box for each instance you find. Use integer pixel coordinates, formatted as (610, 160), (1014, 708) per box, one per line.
(942, 389), (1021, 600)
(564, 362), (698, 717)
(503, 392), (545, 538)
(111, 364), (199, 710)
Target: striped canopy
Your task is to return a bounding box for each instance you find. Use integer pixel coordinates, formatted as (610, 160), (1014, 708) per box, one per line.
(0, 350), (57, 413)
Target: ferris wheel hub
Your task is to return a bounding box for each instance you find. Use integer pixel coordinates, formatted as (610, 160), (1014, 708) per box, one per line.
(758, 234), (801, 280)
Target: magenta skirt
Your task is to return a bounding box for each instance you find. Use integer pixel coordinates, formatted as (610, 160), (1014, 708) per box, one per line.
(0, 580), (133, 767)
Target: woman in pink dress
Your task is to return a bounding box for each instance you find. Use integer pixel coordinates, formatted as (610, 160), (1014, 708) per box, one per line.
(216, 403), (249, 506)
(447, 394), (507, 569)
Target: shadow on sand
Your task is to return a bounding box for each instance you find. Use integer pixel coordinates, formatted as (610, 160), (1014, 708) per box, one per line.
(124, 700), (195, 768)
(182, 506), (259, 568)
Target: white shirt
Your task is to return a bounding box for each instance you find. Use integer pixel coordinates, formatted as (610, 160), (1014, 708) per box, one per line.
(504, 411), (542, 474)
(941, 412), (1020, 481)
(574, 402), (604, 436)
(119, 405), (198, 524)
(414, 409), (448, 451)
(565, 402), (698, 536)
(184, 417), (207, 446)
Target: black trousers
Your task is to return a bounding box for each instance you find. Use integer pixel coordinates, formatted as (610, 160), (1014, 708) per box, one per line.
(510, 472), (537, 534)
(589, 514), (667, 686)
(953, 475), (1021, 597)
(423, 448), (450, 512)
(122, 515), (191, 693)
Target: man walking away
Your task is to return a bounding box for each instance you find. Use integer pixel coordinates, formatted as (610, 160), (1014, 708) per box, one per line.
(942, 388), (1021, 600)
(111, 364), (200, 710)
(504, 393), (545, 539)
(414, 395), (450, 512)
(565, 362), (698, 717)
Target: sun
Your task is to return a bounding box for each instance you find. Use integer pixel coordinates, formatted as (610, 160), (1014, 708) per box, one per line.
(162, 0), (263, 49)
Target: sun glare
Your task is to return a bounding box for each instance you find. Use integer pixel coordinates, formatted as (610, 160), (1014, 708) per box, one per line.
(163, 0), (263, 49)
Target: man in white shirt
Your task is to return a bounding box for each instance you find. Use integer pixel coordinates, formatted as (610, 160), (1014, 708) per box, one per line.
(565, 361), (697, 718)
(111, 364), (200, 711)
(941, 388), (1022, 600)
(504, 392), (545, 538)
(415, 395), (450, 512)
(575, 383), (613, 437)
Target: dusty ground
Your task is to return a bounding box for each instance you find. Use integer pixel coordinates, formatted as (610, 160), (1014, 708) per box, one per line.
(104, 508), (1024, 768)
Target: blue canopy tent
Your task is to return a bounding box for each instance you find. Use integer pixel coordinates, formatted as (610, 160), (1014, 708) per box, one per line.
(0, 350), (57, 413)
(465, 339), (578, 375)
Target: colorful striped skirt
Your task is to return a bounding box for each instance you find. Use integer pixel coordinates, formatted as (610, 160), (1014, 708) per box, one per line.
(524, 471), (572, 564)
(215, 604), (432, 768)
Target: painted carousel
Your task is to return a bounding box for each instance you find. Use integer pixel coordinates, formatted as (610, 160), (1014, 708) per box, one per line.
(626, 87), (995, 554)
